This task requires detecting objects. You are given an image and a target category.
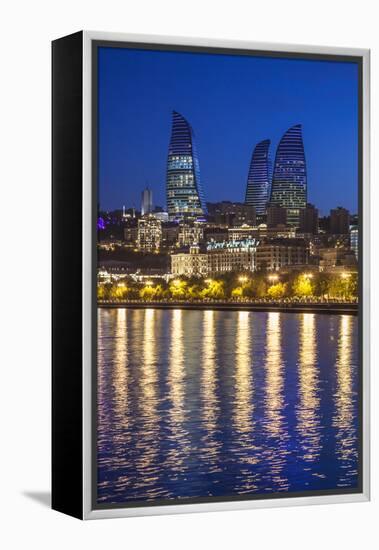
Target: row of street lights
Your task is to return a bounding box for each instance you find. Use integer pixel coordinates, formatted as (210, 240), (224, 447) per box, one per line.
(120, 272), (352, 289)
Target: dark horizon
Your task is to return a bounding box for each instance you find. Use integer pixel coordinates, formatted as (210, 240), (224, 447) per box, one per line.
(98, 47), (359, 216)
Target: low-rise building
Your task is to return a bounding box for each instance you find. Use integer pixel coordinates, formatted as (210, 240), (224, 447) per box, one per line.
(228, 224), (296, 241)
(204, 227), (229, 243)
(255, 239), (309, 271)
(171, 245), (208, 277)
(207, 201), (256, 226)
(171, 238), (310, 276)
(318, 247), (357, 270)
(171, 240), (258, 277)
(228, 225), (257, 241)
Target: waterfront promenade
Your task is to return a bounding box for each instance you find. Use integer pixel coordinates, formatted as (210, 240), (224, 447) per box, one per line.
(98, 299), (358, 315)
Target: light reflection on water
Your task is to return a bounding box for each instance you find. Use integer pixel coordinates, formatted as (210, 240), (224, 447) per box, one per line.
(97, 309), (359, 504)
(165, 309), (190, 483)
(200, 310), (221, 475)
(333, 315), (357, 486)
(296, 313), (321, 464)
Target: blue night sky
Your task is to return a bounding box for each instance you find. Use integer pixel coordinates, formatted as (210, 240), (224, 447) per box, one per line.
(98, 46), (359, 216)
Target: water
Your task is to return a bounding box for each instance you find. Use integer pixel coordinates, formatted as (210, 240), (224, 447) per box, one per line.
(97, 308), (359, 505)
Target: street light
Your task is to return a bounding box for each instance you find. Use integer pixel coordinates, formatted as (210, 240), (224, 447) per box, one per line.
(238, 275), (248, 284)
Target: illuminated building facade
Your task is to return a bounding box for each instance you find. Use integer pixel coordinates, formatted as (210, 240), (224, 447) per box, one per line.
(206, 246), (256, 276)
(228, 224), (295, 241)
(171, 240), (258, 277)
(228, 225), (258, 241)
(171, 245), (208, 277)
(245, 139), (271, 217)
(166, 111), (207, 220)
(270, 124), (307, 226)
(137, 215), (162, 252)
(124, 222), (138, 248)
(350, 226), (358, 260)
(151, 211), (169, 223)
(178, 221), (204, 247)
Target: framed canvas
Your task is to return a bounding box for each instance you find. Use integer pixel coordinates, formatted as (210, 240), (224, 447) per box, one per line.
(52, 31), (370, 520)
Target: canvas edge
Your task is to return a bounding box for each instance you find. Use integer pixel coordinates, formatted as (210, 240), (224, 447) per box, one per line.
(81, 30), (371, 520)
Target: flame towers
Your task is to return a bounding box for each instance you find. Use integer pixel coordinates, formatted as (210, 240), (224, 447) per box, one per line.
(166, 111), (207, 221)
(270, 124), (307, 226)
(245, 139), (272, 218)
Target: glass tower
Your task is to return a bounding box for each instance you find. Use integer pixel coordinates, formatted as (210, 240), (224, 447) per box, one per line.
(166, 111), (207, 220)
(244, 139), (271, 217)
(270, 124), (307, 226)
(141, 187), (153, 216)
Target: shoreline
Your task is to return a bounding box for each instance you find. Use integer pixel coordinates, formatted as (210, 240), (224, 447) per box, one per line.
(97, 301), (358, 315)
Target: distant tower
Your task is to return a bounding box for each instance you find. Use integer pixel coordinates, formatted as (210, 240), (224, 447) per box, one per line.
(141, 187), (153, 216)
(270, 124), (307, 226)
(245, 139), (272, 217)
(330, 206), (350, 234)
(299, 203), (318, 234)
(166, 111), (207, 220)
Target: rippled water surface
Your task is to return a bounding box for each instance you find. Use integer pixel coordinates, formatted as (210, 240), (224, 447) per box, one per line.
(97, 308), (359, 505)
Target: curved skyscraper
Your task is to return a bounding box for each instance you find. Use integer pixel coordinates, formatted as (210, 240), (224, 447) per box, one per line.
(244, 139), (271, 217)
(166, 111), (207, 220)
(270, 124), (307, 226)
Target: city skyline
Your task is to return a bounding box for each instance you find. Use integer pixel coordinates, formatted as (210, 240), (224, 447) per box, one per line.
(98, 46), (359, 215)
(94, 42), (362, 510)
(99, 116), (357, 219)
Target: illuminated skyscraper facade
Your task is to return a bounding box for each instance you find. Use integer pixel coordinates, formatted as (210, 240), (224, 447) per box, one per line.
(245, 139), (271, 217)
(270, 124), (307, 226)
(166, 111), (207, 220)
